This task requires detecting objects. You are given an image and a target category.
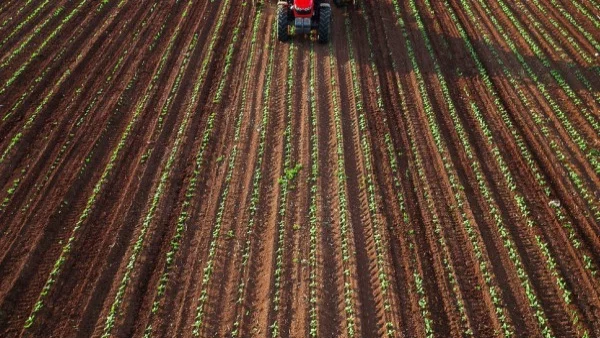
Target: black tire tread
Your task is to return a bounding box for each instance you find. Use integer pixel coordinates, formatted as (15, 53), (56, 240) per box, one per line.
(278, 6), (289, 42)
(318, 5), (331, 43)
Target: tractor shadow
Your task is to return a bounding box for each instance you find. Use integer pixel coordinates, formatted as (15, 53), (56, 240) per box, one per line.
(269, 0), (600, 93)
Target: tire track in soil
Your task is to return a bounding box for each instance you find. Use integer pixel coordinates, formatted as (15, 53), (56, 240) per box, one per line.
(313, 39), (353, 338)
(207, 11), (272, 337)
(374, 0), (469, 336)
(231, 13), (290, 337)
(361, 0), (433, 336)
(331, 8), (394, 338)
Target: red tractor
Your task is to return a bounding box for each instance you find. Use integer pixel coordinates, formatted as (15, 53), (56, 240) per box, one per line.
(277, 0), (332, 43)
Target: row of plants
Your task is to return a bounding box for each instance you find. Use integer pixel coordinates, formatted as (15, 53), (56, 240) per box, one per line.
(0, 2), (62, 67)
(389, 1), (474, 335)
(491, 0), (600, 139)
(307, 41), (319, 338)
(229, 10), (273, 338)
(0, 0), (92, 95)
(327, 41), (358, 338)
(100, 6), (213, 330)
(370, 2), (434, 335)
(0, 0), (21, 30)
(0, 0), (50, 50)
(473, 0), (600, 227)
(270, 33), (297, 338)
(443, 0), (600, 291)
(544, 0), (600, 52)
(1, 1), (158, 220)
(23, 2), (190, 328)
(1, 0), (127, 161)
(101, 25), (213, 337)
(513, 1), (600, 106)
(408, 0), (518, 335)
(188, 0), (252, 334)
(504, 0), (600, 221)
(527, 0), (600, 103)
(343, 13), (398, 336)
(473, 0), (600, 209)
(569, 1), (600, 30)
(479, 0), (600, 175)
(445, 0), (590, 334)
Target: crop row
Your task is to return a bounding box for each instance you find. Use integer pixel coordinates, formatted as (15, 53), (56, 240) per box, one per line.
(343, 13), (397, 336)
(270, 32), (297, 338)
(307, 42), (319, 338)
(0, 1), (158, 222)
(446, 0), (591, 334)
(389, 1), (474, 335)
(411, 0), (518, 335)
(189, 0), (252, 334)
(513, 1), (600, 106)
(442, 0), (600, 291)
(0, 0), (50, 50)
(229, 10), (272, 338)
(470, 0), (600, 234)
(491, 0), (600, 141)
(544, 0), (600, 52)
(100, 24), (208, 337)
(527, 0), (600, 103)
(0, 0), (95, 95)
(23, 1), (191, 328)
(374, 1), (434, 335)
(327, 40), (357, 338)
(475, 0), (600, 175)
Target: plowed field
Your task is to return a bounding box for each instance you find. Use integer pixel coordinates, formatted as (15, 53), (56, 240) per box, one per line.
(0, 0), (599, 337)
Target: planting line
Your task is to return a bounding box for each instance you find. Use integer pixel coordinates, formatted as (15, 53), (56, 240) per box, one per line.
(327, 41), (358, 338)
(99, 29), (206, 338)
(22, 1), (190, 327)
(343, 13), (400, 336)
(442, 0), (600, 286)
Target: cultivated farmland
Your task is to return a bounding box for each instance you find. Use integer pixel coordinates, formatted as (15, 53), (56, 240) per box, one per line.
(0, 0), (599, 337)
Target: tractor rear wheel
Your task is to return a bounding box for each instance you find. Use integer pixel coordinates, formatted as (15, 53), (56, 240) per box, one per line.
(278, 5), (289, 42)
(318, 4), (331, 43)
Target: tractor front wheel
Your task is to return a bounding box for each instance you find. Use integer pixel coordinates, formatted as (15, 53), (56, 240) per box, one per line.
(318, 4), (331, 43)
(278, 5), (289, 42)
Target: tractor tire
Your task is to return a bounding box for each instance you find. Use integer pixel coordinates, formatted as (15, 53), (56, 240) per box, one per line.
(318, 4), (331, 43)
(278, 6), (289, 42)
